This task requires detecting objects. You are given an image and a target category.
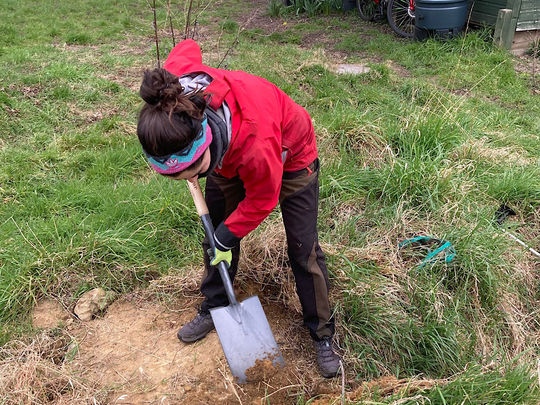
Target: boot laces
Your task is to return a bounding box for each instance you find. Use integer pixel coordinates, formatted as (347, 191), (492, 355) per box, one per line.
(193, 312), (210, 325)
(317, 338), (336, 359)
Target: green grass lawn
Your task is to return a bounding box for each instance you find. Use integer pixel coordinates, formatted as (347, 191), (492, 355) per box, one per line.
(1, 0), (540, 403)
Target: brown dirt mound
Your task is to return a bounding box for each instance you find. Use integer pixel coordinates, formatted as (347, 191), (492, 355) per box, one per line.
(32, 298), (72, 329)
(28, 290), (342, 404)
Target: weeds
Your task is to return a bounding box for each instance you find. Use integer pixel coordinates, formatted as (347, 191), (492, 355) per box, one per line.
(268, 0), (288, 17)
(269, 0), (341, 17)
(527, 39), (539, 59)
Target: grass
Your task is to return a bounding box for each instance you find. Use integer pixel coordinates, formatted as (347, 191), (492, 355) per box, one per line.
(1, 0), (540, 403)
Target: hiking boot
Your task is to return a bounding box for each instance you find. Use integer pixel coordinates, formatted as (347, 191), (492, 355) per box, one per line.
(314, 337), (341, 378)
(177, 312), (215, 343)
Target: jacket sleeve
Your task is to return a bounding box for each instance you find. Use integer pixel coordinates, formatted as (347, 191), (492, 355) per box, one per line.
(162, 39), (202, 76)
(214, 122), (283, 249)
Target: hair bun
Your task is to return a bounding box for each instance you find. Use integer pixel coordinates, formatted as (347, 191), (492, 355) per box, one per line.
(139, 68), (183, 106)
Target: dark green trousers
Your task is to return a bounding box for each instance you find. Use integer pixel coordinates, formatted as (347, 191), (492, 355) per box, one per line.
(200, 159), (334, 341)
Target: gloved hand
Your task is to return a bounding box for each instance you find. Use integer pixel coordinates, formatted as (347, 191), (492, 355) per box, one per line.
(209, 222), (240, 270)
(209, 246), (232, 269)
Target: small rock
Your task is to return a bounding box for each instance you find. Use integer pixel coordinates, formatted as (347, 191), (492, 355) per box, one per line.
(334, 64), (371, 75)
(184, 385), (192, 392)
(74, 288), (113, 321)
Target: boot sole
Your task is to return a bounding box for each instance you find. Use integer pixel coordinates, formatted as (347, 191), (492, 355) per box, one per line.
(320, 369), (340, 378)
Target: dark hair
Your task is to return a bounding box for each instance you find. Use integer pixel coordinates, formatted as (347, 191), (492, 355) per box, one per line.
(137, 68), (208, 156)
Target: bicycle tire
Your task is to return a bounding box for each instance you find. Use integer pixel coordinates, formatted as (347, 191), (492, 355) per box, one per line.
(387, 0), (415, 38)
(356, 0), (377, 21)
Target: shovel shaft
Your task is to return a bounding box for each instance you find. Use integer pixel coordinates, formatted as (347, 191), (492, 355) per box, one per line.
(187, 180), (239, 306)
(186, 179), (208, 217)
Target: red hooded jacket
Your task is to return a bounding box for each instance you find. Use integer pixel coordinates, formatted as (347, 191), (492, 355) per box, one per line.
(163, 40), (318, 241)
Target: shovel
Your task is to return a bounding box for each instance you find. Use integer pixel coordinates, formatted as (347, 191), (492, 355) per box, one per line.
(187, 179), (285, 383)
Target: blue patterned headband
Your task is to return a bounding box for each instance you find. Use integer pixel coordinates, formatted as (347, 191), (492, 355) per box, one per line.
(143, 116), (211, 174)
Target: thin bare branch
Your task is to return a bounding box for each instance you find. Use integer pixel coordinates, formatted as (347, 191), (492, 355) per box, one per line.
(217, 9), (259, 68)
(184, 0), (194, 40)
(152, 0), (161, 68)
(217, 38), (238, 69)
(167, 0), (176, 47)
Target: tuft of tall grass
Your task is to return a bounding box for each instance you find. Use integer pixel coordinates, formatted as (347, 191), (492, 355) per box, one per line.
(341, 281), (469, 378)
(415, 363), (539, 405)
(268, 0), (287, 17)
(478, 165), (540, 205)
(274, 0), (341, 17)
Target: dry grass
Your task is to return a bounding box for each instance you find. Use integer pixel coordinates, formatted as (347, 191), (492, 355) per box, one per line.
(350, 375), (444, 400)
(455, 136), (535, 167)
(125, 191), (540, 381)
(310, 375), (447, 404)
(6, 214), (538, 403)
(237, 215), (303, 313)
(0, 330), (104, 404)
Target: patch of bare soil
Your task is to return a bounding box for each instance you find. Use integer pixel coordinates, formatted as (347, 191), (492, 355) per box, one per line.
(29, 290), (342, 404)
(99, 68), (147, 93)
(513, 55), (540, 95)
(32, 298), (72, 329)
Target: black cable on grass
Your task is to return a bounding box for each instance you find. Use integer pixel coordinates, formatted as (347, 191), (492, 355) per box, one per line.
(494, 204), (516, 226)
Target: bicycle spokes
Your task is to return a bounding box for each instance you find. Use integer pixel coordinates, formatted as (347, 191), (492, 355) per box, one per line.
(357, 0), (378, 21)
(357, 0), (415, 38)
(387, 0), (415, 38)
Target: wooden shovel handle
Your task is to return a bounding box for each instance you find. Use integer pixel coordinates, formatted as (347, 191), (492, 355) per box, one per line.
(187, 179), (209, 217)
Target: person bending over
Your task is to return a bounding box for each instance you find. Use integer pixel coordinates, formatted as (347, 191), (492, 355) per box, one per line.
(136, 40), (340, 378)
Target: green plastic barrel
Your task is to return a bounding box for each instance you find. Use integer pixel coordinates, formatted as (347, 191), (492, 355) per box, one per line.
(414, 0), (468, 40)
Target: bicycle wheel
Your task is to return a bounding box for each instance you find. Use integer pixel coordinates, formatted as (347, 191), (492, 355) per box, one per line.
(387, 0), (415, 38)
(356, 0), (377, 21)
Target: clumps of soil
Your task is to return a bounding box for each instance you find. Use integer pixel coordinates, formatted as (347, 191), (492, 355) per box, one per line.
(240, 353), (317, 404)
(244, 352), (285, 383)
(311, 375), (441, 404)
(73, 287), (114, 321)
(245, 357), (279, 382)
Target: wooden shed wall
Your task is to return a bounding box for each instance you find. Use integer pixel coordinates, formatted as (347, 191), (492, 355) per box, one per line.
(469, 0), (509, 26)
(516, 0), (540, 31)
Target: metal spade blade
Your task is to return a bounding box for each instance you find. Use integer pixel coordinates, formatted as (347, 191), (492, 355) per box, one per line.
(210, 296), (285, 383)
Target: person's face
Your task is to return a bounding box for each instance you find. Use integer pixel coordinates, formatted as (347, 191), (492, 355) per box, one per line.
(166, 148), (211, 183)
